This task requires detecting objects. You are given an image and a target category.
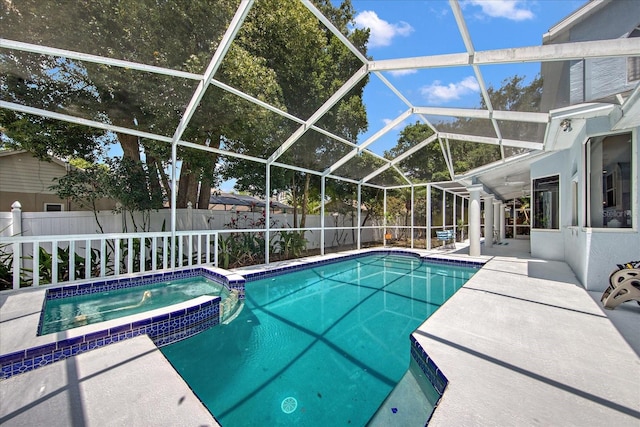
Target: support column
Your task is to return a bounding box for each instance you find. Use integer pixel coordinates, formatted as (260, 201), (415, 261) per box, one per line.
(485, 195), (494, 248)
(320, 177), (325, 255)
(468, 185), (482, 257)
(11, 201), (22, 289)
(265, 165), (271, 264)
(493, 200), (501, 244)
(426, 185), (432, 250)
(383, 189), (387, 247)
(453, 194), (457, 239)
(499, 202), (506, 241)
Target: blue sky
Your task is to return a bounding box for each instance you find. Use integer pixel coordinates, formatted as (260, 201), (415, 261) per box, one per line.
(344, 0), (588, 157)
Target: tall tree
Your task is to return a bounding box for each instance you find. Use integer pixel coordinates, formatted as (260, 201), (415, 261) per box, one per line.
(1, 0), (284, 210)
(223, 0), (369, 230)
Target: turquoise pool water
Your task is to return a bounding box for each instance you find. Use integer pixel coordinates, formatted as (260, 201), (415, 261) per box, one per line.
(161, 254), (477, 426)
(40, 277), (228, 335)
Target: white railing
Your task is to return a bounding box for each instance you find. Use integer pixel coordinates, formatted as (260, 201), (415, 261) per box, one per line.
(3, 230), (219, 289)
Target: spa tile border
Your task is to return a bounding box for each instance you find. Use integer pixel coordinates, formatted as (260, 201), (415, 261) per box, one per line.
(44, 266), (245, 301)
(1, 264), (246, 381)
(1, 297), (219, 380)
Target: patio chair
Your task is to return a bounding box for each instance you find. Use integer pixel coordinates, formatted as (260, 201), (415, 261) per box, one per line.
(601, 261), (640, 309)
(436, 230), (455, 249)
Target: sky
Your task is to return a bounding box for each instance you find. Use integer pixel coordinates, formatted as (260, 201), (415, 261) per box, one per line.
(224, 0), (588, 191)
(228, 0), (589, 192)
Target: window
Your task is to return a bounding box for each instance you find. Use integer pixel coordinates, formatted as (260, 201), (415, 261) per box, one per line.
(533, 175), (559, 229)
(628, 57), (640, 82)
(628, 27), (640, 83)
(571, 179), (578, 227)
(586, 133), (633, 228)
(44, 203), (63, 212)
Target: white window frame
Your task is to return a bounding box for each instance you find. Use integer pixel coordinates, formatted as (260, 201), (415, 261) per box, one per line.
(584, 130), (636, 230)
(532, 173), (560, 230)
(44, 203), (64, 212)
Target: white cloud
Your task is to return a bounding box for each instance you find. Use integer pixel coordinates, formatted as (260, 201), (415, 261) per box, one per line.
(420, 76), (480, 104)
(388, 69), (417, 77)
(382, 117), (407, 130)
(466, 0), (534, 21)
(353, 11), (413, 48)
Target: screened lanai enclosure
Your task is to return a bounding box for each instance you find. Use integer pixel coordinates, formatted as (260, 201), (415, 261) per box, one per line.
(1, 0), (639, 288)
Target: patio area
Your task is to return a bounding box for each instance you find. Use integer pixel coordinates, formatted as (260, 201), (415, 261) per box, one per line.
(1, 240), (638, 426)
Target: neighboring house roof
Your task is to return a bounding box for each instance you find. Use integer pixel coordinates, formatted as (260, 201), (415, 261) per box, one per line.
(209, 192), (292, 211)
(0, 149), (71, 170)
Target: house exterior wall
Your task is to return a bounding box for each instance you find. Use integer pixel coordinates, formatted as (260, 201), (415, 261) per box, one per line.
(530, 150), (569, 261)
(0, 152), (116, 212)
(534, 1), (640, 291)
(0, 152), (65, 212)
(540, 1), (640, 111)
(531, 127), (639, 291)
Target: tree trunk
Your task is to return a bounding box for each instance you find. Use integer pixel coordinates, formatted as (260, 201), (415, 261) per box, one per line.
(177, 162), (197, 208)
(119, 133), (141, 162)
(145, 152), (163, 202)
(196, 134), (220, 209)
(198, 180), (211, 209)
(158, 160), (172, 202)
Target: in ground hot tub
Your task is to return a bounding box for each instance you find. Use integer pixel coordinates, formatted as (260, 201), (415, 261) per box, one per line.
(0, 266), (245, 380)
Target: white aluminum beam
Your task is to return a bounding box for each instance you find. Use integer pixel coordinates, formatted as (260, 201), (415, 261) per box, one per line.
(361, 162), (391, 184)
(373, 72), (439, 133)
(450, 0), (504, 162)
(390, 134), (438, 165)
(475, 38), (640, 64)
(168, 0), (254, 254)
(438, 132), (543, 150)
(0, 39), (203, 81)
(177, 141), (267, 164)
(301, 0), (369, 65)
(413, 106), (549, 123)
(439, 138), (455, 180)
(323, 108), (412, 176)
(211, 79), (358, 149)
(492, 110), (549, 123)
(1, 101), (174, 143)
(445, 138), (455, 181)
(369, 38), (640, 72)
(393, 164), (413, 185)
(267, 64), (369, 164)
(170, 0), (253, 145)
(370, 53), (469, 71)
(454, 150), (550, 181)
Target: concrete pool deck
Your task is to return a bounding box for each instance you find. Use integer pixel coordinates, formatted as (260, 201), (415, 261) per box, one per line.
(420, 239), (640, 427)
(1, 239), (638, 426)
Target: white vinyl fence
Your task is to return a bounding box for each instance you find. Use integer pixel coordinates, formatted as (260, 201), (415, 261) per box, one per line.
(0, 204), (380, 290)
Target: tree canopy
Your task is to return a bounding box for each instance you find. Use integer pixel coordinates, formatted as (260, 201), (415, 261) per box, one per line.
(1, 0), (369, 218)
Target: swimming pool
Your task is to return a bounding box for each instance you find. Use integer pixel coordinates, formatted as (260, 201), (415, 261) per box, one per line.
(40, 277), (234, 335)
(162, 253), (478, 426)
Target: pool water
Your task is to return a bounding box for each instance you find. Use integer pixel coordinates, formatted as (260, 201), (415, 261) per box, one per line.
(40, 277), (228, 335)
(161, 254), (477, 426)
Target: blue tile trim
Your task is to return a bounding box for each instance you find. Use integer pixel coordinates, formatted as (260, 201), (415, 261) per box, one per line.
(0, 296), (222, 381)
(43, 266), (246, 301)
(243, 250), (483, 282)
(409, 334), (449, 397)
